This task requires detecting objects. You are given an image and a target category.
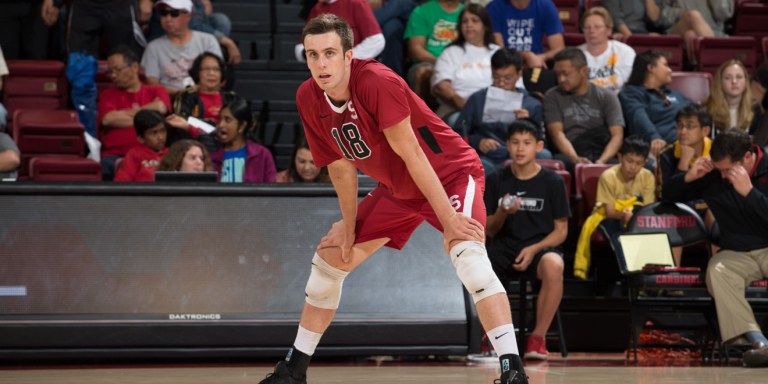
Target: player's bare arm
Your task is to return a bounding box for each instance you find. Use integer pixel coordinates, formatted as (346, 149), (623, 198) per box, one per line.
(382, 116), (484, 252)
(319, 158), (359, 263)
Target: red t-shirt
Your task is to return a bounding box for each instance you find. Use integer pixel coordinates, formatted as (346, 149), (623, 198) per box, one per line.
(297, 59), (482, 200)
(305, 0), (382, 46)
(97, 84), (171, 157)
(198, 91), (223, 123)
(113, 145), (168, 182)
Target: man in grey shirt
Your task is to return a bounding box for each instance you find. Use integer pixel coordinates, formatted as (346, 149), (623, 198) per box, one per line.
(0, 132), (20, 180)
(603, 0), (652, 36)
(544, 48), (624, 174)
(141, 0), (222, 94)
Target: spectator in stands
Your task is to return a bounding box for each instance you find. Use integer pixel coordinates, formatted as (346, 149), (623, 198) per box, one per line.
(98, 45), (171, 181)
(0, 0), (59, 60)
(544, 48), (625, 175)
(602, 0), (653, 37)
(578, 6), (636, 95)
(189, 0), (240, 64)
(173, 51), (237, 125)
(484, 118), (569, 361)
(454, 48), (545, 175)
(114, 109), (168, 182)
(619, 50), (692, 162)
(0, 132), (20, 179)
(276, 138), (330, 183)
(704, 60), (763, 138)
(574, 136), (655, 280)
(157, 139), (213, 172)
(752, 62), (768, 111)
(646, 0), (732, 59)
(431, 3), (499, 125)
(662, 128), (768, 368)
(0, 44), (7, 130)
(210, 97), (276, 183)
(57, 0), (152, 58)
(656, 104), (713, 265)
(486, 0), (565, 69)
(403, 0), (463, 103)
(295, 0), (384, 65)
(142, 0), (223, 94)
(368, 0), (416, 76)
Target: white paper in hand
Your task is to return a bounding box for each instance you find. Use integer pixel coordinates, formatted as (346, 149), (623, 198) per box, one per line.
(482, 86), (524, 124)
(187, 116), (216, 134)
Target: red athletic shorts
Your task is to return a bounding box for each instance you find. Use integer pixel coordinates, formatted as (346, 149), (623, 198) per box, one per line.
(354, 173), (486, 250)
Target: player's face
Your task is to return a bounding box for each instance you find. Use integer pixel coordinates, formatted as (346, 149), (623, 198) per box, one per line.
(304, 31), (353, 99)
(618, 152), (646, 181)
(506, 132), (542, 166)
(554, 60), (587, 94)
(676, 117), (709, 147)
(139, 123), (167, 153)
(492, 65), (521, 91)
(180, 145), (205, 172)
(295, 148), (320, 182)
(721, 64), (747, 99)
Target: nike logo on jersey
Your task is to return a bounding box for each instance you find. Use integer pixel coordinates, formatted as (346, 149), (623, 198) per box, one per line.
(320, 114), (330, 119)
(495, 332), (509, 340)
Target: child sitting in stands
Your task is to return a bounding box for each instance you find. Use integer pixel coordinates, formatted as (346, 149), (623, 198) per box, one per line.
(114, 110), (168, 182)
(574, 136), (656, 279)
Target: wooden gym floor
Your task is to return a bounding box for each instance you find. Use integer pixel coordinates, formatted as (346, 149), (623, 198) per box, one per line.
(1, 353), (767, 384)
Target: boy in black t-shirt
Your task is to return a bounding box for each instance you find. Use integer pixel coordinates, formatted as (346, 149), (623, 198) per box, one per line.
(484, 119), (571, 361)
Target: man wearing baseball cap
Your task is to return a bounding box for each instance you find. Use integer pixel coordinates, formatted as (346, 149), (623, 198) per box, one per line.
(141, 0), (223, 94)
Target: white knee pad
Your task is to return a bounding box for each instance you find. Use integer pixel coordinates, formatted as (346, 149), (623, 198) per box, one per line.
(450, 241), (506, 303)
(304, 253), (349, 310)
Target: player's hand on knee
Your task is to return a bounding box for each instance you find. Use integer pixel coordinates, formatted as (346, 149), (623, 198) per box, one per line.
(319, 220), (355, 263)
(443, 213), (485, 253)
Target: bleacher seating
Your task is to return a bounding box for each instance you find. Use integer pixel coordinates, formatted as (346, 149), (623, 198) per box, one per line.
(668, 71), (712, 104)
(29, 157), (101, 181)
(731, 1), (768, 63)
(623, 35), (685, 71)
(691, 36), (757, 75)
(553, 0), (580, 33)
(574, 163), (613, 227)
(3, 60), (69, 126)
(12, 109), (85, 180)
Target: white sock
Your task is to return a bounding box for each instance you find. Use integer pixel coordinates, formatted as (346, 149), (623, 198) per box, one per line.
(293, 325), (323, 356)
(487, 324), (519, 356)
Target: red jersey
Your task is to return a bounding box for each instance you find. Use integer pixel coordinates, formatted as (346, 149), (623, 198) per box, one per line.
(297, 59), (482, 200)
(113, 145), (168, 182)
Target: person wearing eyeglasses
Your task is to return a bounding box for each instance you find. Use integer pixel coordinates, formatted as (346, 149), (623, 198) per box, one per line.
(141, 0), (223, 95)
(578, 7), (636, 95)
(454, 48), (545, 175)
(98, 45), (171, 181)
(619, 50), (692, 163)
(172, 51), (237, 126)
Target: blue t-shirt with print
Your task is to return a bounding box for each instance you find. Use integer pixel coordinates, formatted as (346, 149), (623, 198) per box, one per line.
(221, 146), (247, 183)
(486, 0), (564, 54)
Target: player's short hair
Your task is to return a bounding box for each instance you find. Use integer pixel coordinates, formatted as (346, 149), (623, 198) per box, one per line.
(553, 47), (587, 69)
(491, 48), (524, 72)
(711, 128), (752, 162)
(302, 14), (353, 53)
(619, 135), (650, 158)
(507, 118), (542, 141)
(675, 104), (712, 129)
(133, 109), (165, 137)
(581, 6), (614, 31)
